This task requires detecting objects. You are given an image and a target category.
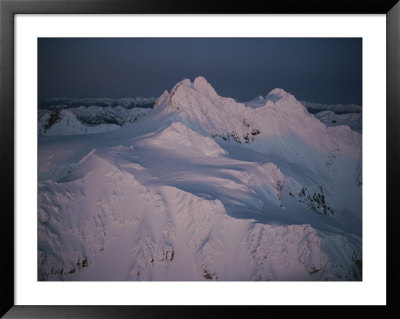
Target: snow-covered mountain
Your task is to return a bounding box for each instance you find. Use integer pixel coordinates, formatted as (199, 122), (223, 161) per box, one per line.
(314, 110), (362, 133)
(38, 106), (151, 136)
(38, 76), (362, 281)
(302, 101), (362, 133)
(300, 101), (362, 115)
(244, 96), (362, 133)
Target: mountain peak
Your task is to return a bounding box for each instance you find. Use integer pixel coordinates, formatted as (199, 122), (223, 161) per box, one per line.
(158, 77), (317, 144)
(164, 76), (219, 113)
(266, 88), (292, 102)
(170, 76), (218, 99)
(264, 88), (307, 114)
(193, 76), (213, 91)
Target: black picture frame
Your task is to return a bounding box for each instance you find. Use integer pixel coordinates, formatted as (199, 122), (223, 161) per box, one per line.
(1, 0), (399, 318)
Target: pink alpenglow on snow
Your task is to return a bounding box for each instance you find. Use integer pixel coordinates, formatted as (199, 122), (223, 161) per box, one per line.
(38, 76), (362, 281)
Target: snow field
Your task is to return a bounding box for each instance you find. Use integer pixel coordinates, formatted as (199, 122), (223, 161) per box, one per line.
(38, 76), (362, 281)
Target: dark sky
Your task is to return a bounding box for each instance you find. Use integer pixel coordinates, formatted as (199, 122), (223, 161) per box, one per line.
(38, 38), (362, 105)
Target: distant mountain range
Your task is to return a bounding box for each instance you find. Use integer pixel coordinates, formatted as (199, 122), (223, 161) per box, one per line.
(39, 96), (156, 109)
(38, 90), (362, 136)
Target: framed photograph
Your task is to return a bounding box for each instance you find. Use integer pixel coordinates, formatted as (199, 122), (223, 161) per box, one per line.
(1, 0), (398, 317)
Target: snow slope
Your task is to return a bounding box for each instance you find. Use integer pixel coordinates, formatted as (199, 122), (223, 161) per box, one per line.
(38, 76), (362, 281)
(245, 97), (362, 133)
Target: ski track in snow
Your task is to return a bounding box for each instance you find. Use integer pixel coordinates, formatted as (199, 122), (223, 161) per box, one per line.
(38, 76), (362, 281)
